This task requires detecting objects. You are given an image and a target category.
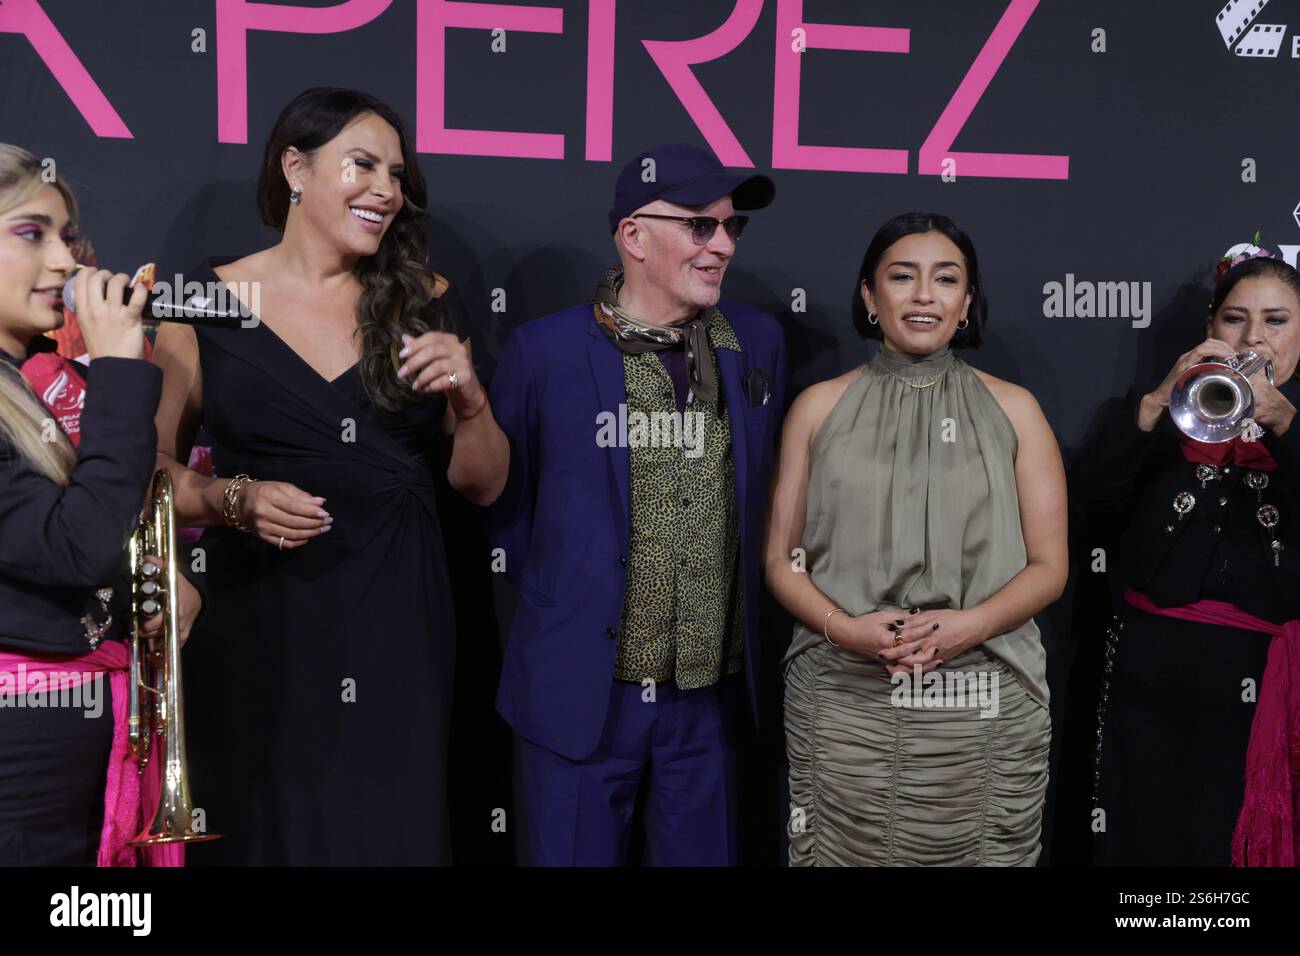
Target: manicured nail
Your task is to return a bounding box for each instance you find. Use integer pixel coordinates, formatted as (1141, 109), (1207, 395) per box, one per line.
(398, 346), (410, 359)
(909, 607), (920, 615)
(396, 365), (408, 378)
(316, 510), (328, 518)
(931, 622), (940, 630)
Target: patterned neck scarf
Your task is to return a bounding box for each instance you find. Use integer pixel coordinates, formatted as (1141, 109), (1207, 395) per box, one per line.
(590, 265), (718, 407)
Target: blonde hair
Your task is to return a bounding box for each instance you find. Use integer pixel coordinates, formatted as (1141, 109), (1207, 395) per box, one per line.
(0, 143), (78, 484)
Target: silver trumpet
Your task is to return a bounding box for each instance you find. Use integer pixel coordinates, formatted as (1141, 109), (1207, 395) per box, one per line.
(1170, 349), (1274, 443)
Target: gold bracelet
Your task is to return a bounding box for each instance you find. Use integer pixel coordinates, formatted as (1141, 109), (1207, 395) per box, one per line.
(222, 474), (256, 532)
(823, 607), (848, 647)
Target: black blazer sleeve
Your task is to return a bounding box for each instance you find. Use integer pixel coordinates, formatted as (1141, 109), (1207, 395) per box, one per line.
(1070, 385), (1175, 513)
(0, 357), (162, 595)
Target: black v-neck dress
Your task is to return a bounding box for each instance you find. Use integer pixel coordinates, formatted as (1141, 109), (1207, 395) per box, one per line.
(182, 258), (456, 865)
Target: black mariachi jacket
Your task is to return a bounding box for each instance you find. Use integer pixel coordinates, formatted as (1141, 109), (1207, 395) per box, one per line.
(0, 340), (162, 654)
(1073, 378), (1300, 624)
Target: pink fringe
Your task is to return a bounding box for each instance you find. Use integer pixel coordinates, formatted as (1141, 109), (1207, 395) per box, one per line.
(1124, 590), (1300, 867)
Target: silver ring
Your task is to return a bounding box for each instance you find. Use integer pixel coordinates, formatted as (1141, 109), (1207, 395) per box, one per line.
(277, 535), (285, 550)
(448, 369), (459, 389)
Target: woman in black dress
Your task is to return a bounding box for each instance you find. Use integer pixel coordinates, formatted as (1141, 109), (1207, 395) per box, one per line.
(152, 89), (508, 864)
(1082, 248), (1300, 866)
(0, 144), (199, 865)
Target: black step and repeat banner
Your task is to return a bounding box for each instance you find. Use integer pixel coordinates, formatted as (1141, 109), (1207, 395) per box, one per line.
(4, 0), (1299, 868)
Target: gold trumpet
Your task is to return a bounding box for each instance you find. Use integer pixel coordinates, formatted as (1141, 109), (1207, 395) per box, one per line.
(126, 469), (220, 847)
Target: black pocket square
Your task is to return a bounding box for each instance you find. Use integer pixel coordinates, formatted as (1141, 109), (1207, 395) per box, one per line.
(743, 368), (770, 407)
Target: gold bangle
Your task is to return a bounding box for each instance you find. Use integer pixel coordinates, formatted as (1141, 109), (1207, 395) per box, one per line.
(823, 607), (848, 647)
(222, 474), (256, 532)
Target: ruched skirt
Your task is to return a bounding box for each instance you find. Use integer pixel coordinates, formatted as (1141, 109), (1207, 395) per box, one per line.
(784, 641), (1050, 866)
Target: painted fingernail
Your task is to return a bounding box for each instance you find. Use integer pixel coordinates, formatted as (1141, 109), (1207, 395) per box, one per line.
(909, 607), (920, 615)
(396, 365), (408, 378)
(316, 510), (328, 518)
(398, 346), (410, 359)
(931, 622), (940, 630)
(895, 619), (905, 626)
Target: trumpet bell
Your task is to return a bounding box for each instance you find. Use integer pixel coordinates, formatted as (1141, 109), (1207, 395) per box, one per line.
(1169, 350), (1273, 444)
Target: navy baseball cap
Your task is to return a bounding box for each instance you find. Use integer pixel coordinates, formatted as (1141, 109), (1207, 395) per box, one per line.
(608, 142), (775, 233)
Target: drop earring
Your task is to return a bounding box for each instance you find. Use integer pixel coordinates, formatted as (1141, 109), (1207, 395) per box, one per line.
(289, 186), (302, 204)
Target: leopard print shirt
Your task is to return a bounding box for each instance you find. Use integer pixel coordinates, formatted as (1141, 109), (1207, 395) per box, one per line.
(613, 311), (745, 689)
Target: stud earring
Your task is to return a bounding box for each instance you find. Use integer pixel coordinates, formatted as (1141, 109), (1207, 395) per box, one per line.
(289, 186), (302, 204)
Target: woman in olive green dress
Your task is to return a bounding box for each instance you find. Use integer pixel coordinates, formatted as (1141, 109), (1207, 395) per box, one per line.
(764, 213), (1068, 866)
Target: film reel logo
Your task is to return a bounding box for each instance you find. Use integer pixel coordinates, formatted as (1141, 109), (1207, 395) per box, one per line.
(1216, 0), (1294, 57)
(1216, 3), (1300, 238)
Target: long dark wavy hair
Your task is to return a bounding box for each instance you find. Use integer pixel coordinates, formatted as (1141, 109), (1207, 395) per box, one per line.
(257, 87), (447, 412)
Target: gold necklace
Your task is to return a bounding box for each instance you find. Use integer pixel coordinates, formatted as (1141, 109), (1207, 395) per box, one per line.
(877, 365), (949, 389)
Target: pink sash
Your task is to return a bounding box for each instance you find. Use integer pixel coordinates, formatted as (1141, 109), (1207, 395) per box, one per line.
(0, 646), (183, 867)
(1124, 588), (1300, 866)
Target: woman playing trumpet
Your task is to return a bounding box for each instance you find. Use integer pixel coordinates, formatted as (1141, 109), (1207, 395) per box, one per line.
(1084, 245), (1300, 865)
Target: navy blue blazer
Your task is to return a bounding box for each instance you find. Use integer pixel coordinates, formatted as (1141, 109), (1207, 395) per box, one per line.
(488, 300), (787, 760)
(0, 352), (161, 654)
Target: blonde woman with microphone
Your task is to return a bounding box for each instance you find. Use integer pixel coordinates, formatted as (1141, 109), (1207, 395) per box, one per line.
(0, 144), (199, 866)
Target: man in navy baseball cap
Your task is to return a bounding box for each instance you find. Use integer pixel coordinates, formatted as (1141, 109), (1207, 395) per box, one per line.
(608, 142), (775, 233)
(488, 142), (785, 866)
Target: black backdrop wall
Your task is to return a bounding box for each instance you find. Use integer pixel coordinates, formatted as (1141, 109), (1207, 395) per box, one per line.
(4, 0), (1300, 865)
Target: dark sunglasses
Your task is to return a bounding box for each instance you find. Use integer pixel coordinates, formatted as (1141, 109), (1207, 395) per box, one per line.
(632, 213), (750, 244)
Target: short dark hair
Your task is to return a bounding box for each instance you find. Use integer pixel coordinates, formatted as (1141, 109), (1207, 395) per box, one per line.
(1209, 255), (1300, 320)
(851, 212), (987, 349)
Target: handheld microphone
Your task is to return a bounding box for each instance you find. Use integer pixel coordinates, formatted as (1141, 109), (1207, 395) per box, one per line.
(61, 265), (249, 329)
